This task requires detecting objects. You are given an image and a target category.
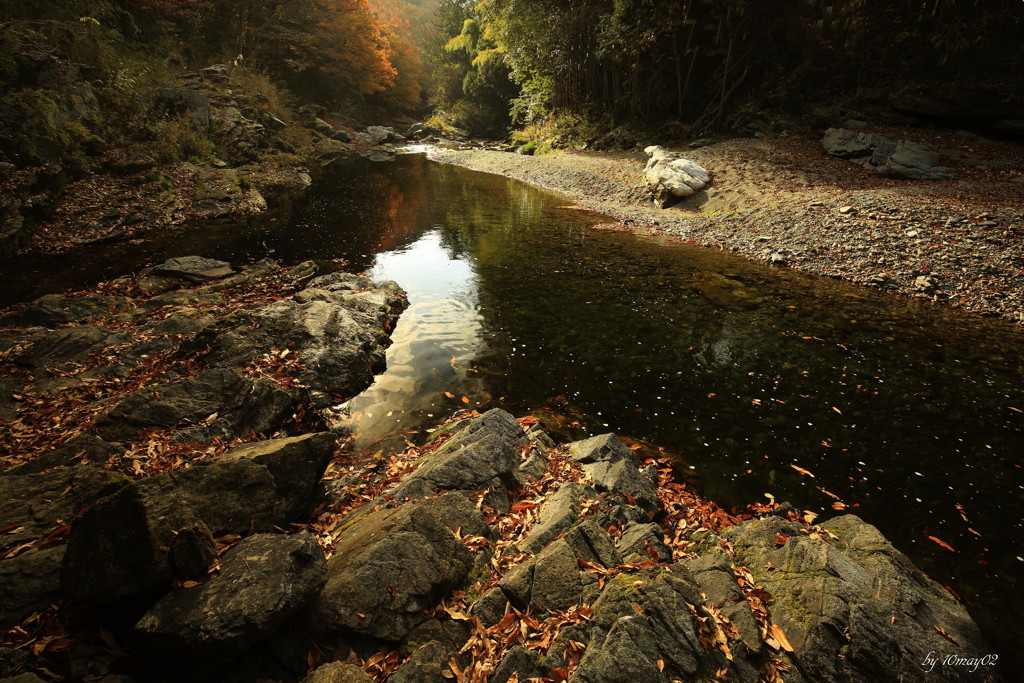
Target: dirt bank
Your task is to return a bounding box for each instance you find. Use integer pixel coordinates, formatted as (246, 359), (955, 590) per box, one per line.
(431, 129), (1024, 324)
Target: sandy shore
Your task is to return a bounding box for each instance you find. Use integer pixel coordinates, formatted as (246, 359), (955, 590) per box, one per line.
(431, 129), (1024, 325)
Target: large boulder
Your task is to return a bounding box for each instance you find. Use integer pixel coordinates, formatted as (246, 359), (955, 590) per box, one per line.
(499, 519), (621, 613)
(0, 547), (66, 621)
(309, 493), (487, 641)
(515, 483), (583, 555)
(573, 567), (710, 683)
(61, 458), (292, 601)
(0, 466), (129, 619)
(388, 408), (525, 499)
(724, 514), (995, 682)
(135, 532), (327, 660)
(0, 191), (26, 258)
(877, 139), (954, 180)
(642, 146), (710, 208)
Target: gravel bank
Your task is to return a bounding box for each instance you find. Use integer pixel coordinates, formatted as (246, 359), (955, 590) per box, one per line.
(431, 130), (1024, 324)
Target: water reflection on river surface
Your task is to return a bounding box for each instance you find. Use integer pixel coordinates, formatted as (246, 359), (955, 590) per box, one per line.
(4, 153), (1022, 664)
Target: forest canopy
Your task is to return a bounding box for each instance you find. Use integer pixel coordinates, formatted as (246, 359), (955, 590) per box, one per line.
(2, 0), (1022, 139)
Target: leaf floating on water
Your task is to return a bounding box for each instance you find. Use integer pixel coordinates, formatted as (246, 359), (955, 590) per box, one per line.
(790, 464), (814, 477)
(927, 536), (956, 552)
(832, 406), (843, 415)
(461, 396), (470, 404)
(955, 504), (969, 522)
(444, 391), (455, 399)
(1009, 407), (1023, 413)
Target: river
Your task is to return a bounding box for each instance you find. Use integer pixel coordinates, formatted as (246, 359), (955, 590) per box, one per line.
(3, 152), (1023, 664)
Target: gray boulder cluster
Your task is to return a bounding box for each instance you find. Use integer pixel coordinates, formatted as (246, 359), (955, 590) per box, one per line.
(643, 146), (712, 208)
(822, 127), (955, 180)
(300, 410), (995, 683)
(0, 257), (406, 672)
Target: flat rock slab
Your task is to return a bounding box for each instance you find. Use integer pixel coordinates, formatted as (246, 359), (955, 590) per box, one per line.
(0, 465), (130, 552)
(725, 514), (995, 682)
(152, 256), (234, 282)
(3, 293), (129, 328)
(92, 368), (297, 444)
(135, 532), (327, 661)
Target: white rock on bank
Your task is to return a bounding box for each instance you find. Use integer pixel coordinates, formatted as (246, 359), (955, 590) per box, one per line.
(643, 145), (710, 208)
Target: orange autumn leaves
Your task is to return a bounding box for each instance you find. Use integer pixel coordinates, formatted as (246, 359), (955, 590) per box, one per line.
(128, 0), (427, 107)
(314, 0), (426, 102)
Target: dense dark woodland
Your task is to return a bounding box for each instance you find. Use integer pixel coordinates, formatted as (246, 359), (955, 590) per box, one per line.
(1, 1), (1023, 682)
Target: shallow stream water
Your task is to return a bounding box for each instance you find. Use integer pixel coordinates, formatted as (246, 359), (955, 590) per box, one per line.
(4, 153), (1023, 664)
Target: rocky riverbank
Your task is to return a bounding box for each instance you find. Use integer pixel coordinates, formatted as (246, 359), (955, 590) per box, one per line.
(0, 257), (1002, 681)
(431, 126), (1024, 325)
(0, 48), (421, 259)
